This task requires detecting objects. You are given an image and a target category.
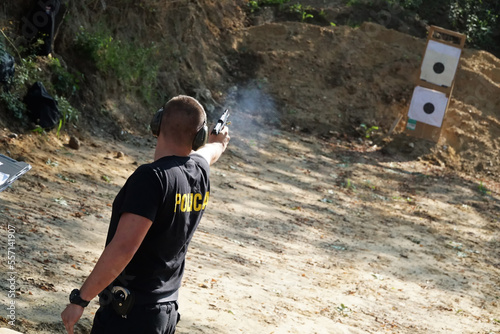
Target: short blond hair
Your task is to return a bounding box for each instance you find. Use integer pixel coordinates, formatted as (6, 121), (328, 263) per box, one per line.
(160, 95), (206, 147)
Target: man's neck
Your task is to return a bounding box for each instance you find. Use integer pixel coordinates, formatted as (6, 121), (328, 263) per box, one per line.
(154, 142), (192, 161)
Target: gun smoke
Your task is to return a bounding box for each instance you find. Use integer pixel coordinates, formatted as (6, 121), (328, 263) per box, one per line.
(223, 82), (279, 140)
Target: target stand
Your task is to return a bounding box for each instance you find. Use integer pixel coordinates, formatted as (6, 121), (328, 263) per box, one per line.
(395, 26), (466, 142)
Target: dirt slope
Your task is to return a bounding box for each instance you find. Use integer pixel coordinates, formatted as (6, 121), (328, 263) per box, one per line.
(229, 21), (500, 179)
(1, 1), (500, 333)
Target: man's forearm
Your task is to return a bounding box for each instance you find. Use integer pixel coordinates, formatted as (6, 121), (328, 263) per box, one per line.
(195, 128), (230, 165)
(78, 240), (136, 301)
(201, 142), (225, 165)
(78, 213), (153, 301)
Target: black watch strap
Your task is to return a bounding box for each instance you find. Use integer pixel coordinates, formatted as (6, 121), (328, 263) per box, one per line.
(69, 289), (90, 308)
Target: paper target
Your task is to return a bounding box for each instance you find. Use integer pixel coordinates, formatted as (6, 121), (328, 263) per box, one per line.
(407, 86), (449, 128)
(420, 40), (462, 87)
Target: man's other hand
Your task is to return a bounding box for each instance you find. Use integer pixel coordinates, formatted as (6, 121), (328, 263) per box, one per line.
(61, 303), (85, 334)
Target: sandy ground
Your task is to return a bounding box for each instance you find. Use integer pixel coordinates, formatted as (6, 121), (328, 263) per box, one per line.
(0, 118), (499, 333)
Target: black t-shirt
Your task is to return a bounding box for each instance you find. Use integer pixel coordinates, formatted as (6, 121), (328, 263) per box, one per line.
(105, 154), (210, 304)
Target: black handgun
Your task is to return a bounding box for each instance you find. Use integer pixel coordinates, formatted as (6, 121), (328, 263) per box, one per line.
(211, 109), (230, 135)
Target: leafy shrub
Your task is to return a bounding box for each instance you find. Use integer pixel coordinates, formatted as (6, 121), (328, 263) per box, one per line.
(448, 0), (499, 52)
(74, 26), (160, 103)
(48, 57), (81, 96)
(390, 0), (499, 54)
(0, 55), (40, 119)
(345, 0), (499, 55)
(289, 4), (314, 22)
(0, 91), (25, 119)
(1, 37), (80, 131)
(387, 0), (423, 9)
(55, 95), (79, 136)
(248, 0), (291, 12)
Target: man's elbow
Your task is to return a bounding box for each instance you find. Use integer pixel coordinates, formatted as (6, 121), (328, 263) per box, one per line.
(108, 238), (141, 262)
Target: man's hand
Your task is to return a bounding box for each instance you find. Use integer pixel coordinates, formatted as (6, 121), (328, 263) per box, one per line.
(208, 126), (230, 148)
(61, 303), (85, 334)
(196, 126), (230, 165)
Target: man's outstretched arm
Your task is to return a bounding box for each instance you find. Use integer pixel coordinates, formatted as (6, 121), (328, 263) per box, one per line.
(61, 213), (152, 334)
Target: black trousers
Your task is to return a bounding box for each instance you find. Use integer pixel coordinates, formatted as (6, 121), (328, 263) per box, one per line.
(90, 301), (179, 334)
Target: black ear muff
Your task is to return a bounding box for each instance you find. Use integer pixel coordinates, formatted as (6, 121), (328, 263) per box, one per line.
(150, 107), (163, 137)
(192, 120), (208, 151)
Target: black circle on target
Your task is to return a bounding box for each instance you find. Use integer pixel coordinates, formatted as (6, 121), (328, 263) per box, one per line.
(433, 62), (445, 74)
(423, 103), (435, 114)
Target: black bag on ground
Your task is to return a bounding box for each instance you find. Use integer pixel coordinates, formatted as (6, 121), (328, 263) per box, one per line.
(0, 51), (15, 85)
(24, 82), (61, 129)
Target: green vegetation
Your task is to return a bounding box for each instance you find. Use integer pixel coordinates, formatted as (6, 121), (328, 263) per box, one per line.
(248, 0), (314, 22)
(1, 22), (161, 132)
(1, 35), (81, 132)
(55, 95), (79, 136)
(289, 4), (314, 22)
(249, 0), (320, 23)
(346, 0), (365, 5)
(360, 123), (379, 138)
(346, 0), (500, 55)
(0, 54), (38, 119)
(392, 0), (499, 52)
(343, 178), (356, 191)
(74, 26), (160, 103)
(336, 303), (351, 317)
(387, 0), (423, 9)
(0, 90), (25, 119)
(249, 0), (499, 54)
(49, 57), (81, 97)
(477, 181), (491, 196)
(1, 39), (27, 119)
(248, 0), (291, 12)
(448, 0), (499, 51)
(56, 173), (76, 183)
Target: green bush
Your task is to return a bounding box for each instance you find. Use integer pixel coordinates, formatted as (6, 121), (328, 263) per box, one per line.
(74, 26), (160, 103)
(448, 0), (499, 52)
(345, 0), (499, 55)
(248, 0), (291, 12)
(48, 57), (81, 96)
(0, 54), (40, 119)
(289, 4), (314, 22)
(388, 0), (499, 54)
(1, 38), (80, 131)
(387, 0), (423, 9)
(0, 91), (25, 119)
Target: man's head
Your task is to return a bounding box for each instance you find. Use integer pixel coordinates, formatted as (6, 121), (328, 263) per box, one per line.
(157, 95), (207, 150)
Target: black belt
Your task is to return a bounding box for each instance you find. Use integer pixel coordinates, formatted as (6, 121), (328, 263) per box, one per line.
(99, 286), (178, 318)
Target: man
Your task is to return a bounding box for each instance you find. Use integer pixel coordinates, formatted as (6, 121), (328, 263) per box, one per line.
(61, 95), (230, 333)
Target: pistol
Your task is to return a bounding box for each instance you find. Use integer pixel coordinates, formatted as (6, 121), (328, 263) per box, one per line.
(211, 109), (230, 135)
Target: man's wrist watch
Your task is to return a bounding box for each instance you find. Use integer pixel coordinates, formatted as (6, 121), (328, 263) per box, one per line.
(69, 289), (90, 307)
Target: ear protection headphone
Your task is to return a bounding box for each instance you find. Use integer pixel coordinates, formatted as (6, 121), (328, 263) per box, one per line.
(150, 107), (208, 151)
(150, 107), (163, 137)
